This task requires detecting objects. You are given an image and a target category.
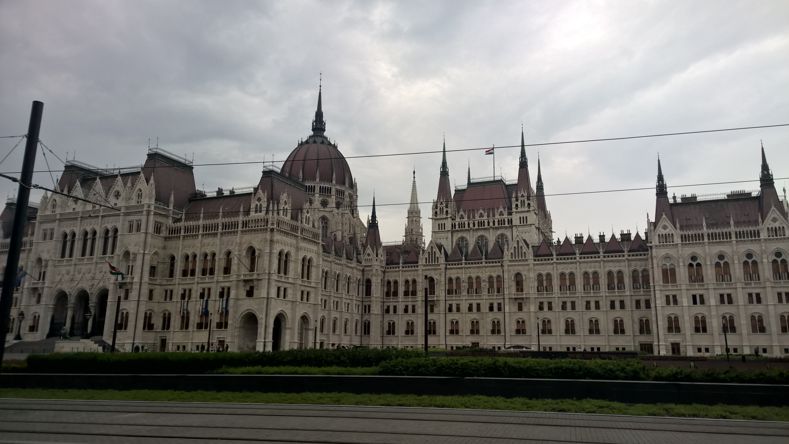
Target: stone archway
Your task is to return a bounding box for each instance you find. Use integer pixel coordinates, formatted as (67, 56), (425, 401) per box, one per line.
(298, 315), (310, 349)
(91, 289), (109, 337)
(48, 291), (68, 338)
(238, 312), (258, 352)
(272, 313), (286, 351)
(71, 291), (91, 338)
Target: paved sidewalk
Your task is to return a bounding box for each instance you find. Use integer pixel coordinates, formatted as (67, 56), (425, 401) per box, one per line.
(0, 398), (787, 443)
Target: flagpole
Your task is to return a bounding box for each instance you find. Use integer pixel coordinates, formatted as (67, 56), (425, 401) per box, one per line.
(492, 145), (495, 178)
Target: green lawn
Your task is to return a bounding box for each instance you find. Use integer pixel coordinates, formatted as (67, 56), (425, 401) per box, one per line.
(2, 388), (786, 421)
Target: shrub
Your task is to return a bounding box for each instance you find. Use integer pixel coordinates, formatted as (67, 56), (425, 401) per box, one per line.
(26, 348), (422, 374)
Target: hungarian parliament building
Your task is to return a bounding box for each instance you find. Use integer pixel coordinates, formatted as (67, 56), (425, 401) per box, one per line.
(3, 87), (788, 357)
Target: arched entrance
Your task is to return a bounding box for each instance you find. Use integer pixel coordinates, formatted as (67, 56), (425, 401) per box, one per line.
(71, 291), (90, 338)
(91, 289), (109, 337)
(48, 292), (68, 338)
(272, 313), (286, 351)
(238, 312), (258, 352)
(298, 315), (310, 349)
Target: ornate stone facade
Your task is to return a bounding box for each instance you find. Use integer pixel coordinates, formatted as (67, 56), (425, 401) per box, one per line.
(3, 89), (788, 356)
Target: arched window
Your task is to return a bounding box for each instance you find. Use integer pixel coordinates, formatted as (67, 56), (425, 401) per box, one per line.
(662, 263), (677, 284)
(616, 271), (625, 290)
(343, 319), (349, 335)
(363, 320), (370, 335)
(283, 252), (290, 276)
(404, 279), (410, 296)
(490, 319), (501, 335)
(161, 311), (171, 331)
(722, 314), (736, 333)
(564, 318), (576, 335)
(495, 275), (503, 294)
(606, 271), (615, 290)
(559, 273), (567, 292)
(246, 247), (257, 272)
(385, 320), (396, 336)
(667, 315), (681, 334)
(80, 230), (89, 257)
(631, 269), (641, 289)
(772, 251), (788, 280)
(592, 271), (600, 291)
(537, 274), (544, 292)
(223, 251), (232, 275)
(201, 253), (209, 276)
(111, 227), (118, 254)
(320, 216), (329, 241)
(693, 315), (708, 333)
(487, 276), (494, 294)
(411, 279), (417, 296)
(189, 253), (197, 276)
(742, 253), (760, 282)
(688, 255), (703, 283)
(68, 231), (76, 258)
(428, 319), (437, 335)
(102, 228), (110, 255)
(319, 316), (326, 334)
(307, 258), (313, 280)
(515, 318), (526, 335)
(331, 318), (337, 334)
(168, 255), (176, 278)
(447, 277), (454, 295)
(365, 278), (372, 297)
(181, 254), (190, 277)
(60, 232), (68, 258)
(780, 314), (788, 333)
(540, 318), (552, 334)
(514, 273), (524, 293)
(385, 280), (391, 297)
(469, 319), (480, 335)
(335, 273), (341, 293)
(449, 319), (460, 335)
(641, 269), (650, 289)
(392, 280), (399, 297)
(750, 314), (766, 333)
(428, 276), (436, 295)
(583, 272), (591, 291)
(639, 318), (651, 335)
(715, 255), (731, 282)
(89, 229), (97, 256)
(568, 272), (576, 292)
(588, 318), (600, 334)
(612, 317), (625, 335)
(545, 273), (553, 292)
(405, 320), (415, 336)
(474, 276), (481, 294)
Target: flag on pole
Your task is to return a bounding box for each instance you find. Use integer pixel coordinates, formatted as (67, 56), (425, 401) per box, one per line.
(107, 261), (125, 280)
(484, 146), (494, 155)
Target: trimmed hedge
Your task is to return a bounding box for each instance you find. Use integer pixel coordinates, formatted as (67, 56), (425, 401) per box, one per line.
(25, 349), (421, 374)
(378, 357), (789, 384)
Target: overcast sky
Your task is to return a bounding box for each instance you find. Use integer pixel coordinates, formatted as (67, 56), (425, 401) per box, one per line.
(1, 0), (788, 243)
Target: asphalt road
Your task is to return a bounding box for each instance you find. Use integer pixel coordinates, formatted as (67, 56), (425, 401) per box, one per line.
(0, 398), (787, 443)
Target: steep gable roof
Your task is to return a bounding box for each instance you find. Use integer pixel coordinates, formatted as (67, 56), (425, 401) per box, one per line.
(557, 236), (575, 256)
(580, 235), (599, 255)
(604, 234), (624, 254)
(534, 239), (553, 257)
(628, 232), (648, 252)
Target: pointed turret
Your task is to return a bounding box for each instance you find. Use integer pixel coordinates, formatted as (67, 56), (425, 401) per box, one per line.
(516, 127), (532, 197)
(467, 163), (471, 185)
(436, 137), (452, 201)
(365, 195), (382, 252)
(311, 77), (326, 136)
(655, 156), (672, 223)
(404, 170), (424, 248)
(535, 155), (546, 214)
(757, 144), (786, 218)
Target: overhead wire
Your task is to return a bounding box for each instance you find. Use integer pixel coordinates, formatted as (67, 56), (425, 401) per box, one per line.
(0, 135), (26, 167)
(7, 122), (789, 175)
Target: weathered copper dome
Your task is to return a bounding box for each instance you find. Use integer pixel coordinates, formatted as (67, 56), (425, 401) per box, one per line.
(279, 84), (354, 188)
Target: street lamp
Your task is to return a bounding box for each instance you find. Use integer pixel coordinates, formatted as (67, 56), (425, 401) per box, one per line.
(723, 323), (730, 363)
(13, 311), (24, 340)
(536, 317), (541, 352)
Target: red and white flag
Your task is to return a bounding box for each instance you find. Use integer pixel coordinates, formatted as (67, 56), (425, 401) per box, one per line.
(484, 146), (494, 155)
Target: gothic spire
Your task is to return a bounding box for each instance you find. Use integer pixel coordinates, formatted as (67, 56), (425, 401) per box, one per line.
(370, 194), (378, 226)
(760, 141), (774, 187)
(436, 136), (452, 201)
(656, 156), (667, 196)
(440, 136), (449, 176)
(536, 154), (544, 192)
(409, 170), (419, 212)
(519, 125), (528, 168)
(311, 75), (326, 136)
(517, 126), (532, 197)
(467, 162), (471, 185)
(405, 170), (424, 248)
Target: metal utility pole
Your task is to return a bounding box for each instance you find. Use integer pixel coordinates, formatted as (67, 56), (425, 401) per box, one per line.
(423, 276), (428, 355)
(0, 101), (43, 367)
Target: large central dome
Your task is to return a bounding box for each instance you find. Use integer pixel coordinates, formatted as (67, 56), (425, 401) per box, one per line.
(280, 85), (354, 188)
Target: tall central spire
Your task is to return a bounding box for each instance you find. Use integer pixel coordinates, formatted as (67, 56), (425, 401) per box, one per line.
(311, 74), (326, 136)
(519, 126), (528, 168)
(517, 126), (532, 197)
(760, 141), (774, 187)
(404, 170), (424, 248)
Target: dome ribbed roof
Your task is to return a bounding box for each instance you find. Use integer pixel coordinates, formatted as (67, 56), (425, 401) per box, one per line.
(281, 137), (353, 188)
